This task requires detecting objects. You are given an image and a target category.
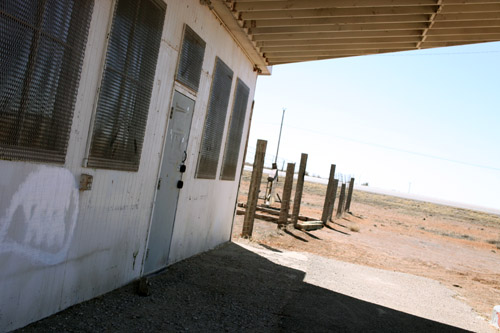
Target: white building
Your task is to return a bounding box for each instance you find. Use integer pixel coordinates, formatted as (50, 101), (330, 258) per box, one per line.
(1, 0), (498, 330)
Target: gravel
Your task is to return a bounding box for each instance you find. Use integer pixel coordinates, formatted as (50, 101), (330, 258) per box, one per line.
(239, 241), (494, 332)
(16, 241), (494, 332)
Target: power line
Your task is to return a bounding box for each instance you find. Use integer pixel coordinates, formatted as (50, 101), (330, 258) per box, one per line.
(255, 122), (500, 172)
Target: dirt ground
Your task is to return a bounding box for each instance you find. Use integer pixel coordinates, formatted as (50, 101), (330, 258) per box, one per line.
(18, 242), (479, 332)
(16, 170), (499, 332)
(234, 170), (500, 322)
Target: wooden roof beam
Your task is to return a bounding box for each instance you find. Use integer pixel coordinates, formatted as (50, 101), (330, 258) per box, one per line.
(269, 56), (351, 65)
(237, 3), (500, 19)
(441, 0), (500, 4)
(264, 42), (416, 59)
(249, 22), (430, 34)
(234, 0), (500, 11)
(264, 48), (412, 58)
(440, 3), (500, 12)
(434, 11), (500, 20)
(432, 19), (500, 27)
(257, 36), (422, 48)
(252, 29), (424, 41)
(242, 12), (500, 30)
(243, 14), (431, 28)
(419, 39), (494, 46)
(424, 32), (500, 39)
(236, 0), (438, 11)
(239, 6), (438, 20)
(262, 42), (417, 53)
(426, 26), (500, 34)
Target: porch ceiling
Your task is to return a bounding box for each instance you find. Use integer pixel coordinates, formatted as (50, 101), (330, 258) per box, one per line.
(208, 0), (500, 74)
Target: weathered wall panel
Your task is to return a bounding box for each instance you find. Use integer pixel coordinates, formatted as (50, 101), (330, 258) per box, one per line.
(166, 1), (258, 265)
(0, 0), (257, 330)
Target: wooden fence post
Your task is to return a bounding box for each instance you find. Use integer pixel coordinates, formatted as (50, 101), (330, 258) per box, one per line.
(321, 164), (336, 224)
(328, 179), (339, 222)
(278, 163), (295, 229)
(336, 182), (347, 218)
(242, 139), (267, 238)
(291, 153), (308, 228)
(345, 177), (355, 213)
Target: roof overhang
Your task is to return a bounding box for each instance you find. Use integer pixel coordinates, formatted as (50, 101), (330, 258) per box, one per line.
(205, 0), (500, 74)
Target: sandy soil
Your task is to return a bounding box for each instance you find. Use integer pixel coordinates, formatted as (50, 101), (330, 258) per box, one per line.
(233, 170), (500, 322)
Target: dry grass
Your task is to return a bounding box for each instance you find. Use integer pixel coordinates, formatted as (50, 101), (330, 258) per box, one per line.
(239, 169), (500, 247)
(240, 169), (500, 229)
(351, 190), (500, 228)
(349, 224), (360, 232)
(487, 239), (500, 249)
(419, 226), (477, 241)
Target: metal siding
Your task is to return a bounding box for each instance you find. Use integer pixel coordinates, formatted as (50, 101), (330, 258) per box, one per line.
(0, 0), (257, 331)
(168, 26), (258, 265)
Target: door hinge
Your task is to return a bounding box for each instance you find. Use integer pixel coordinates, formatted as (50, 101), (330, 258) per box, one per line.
(157, 178), (162, 190)
(169, 106), (174, 119)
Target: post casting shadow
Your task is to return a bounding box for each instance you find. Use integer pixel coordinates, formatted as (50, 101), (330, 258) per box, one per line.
(258, 243), (283, 253)
(301, 230), (321, 240)
(332, 221), (348, 228)
(324, 223), (350, 236)
(284, 229), (309, 242)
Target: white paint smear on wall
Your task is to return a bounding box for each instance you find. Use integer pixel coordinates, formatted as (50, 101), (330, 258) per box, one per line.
(0, 166), (79, 265)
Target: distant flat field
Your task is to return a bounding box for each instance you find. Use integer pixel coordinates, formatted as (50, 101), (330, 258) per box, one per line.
(244, 165), (500, 215)
(234, 170), (500, 325)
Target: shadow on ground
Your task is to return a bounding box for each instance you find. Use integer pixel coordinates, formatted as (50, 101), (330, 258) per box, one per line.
(324, 223), (351, 235)
(18, 243), (467, 332)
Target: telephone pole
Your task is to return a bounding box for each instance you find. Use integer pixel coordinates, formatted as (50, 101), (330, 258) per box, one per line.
(274, 108), (286, 169)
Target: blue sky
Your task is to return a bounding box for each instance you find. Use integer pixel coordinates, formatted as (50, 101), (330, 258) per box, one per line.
(248, 41), (500, 210)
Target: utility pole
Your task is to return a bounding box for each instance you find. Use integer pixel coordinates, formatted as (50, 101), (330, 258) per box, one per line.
(273, 108), (286, 169)
(265, 108), (286, 205)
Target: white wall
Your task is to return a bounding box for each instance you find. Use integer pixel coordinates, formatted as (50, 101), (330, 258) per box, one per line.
(165, 2), (258, 265)
(0, 0), (257, 330)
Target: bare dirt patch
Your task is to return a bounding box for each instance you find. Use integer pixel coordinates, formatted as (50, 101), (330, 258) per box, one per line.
(233, 170), (500, 320)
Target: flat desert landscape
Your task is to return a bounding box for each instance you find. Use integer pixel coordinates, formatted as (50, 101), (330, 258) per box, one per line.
(233, 170), (500, 323)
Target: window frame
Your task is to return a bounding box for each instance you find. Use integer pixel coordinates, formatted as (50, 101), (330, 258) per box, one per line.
(84, 0), (166, 172)
(0, 0), (94, 164)
(175, 24), (206, 93)
(220, 78), (250, 181)
(195, 56), (234, 180)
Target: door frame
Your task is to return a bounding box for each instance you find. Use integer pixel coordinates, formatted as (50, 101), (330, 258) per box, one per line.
(142, 86), (196, 275)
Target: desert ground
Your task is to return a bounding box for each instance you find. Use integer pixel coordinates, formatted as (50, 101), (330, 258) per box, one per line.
(17, 170), (500, 332)
(233, 170), (500, 323)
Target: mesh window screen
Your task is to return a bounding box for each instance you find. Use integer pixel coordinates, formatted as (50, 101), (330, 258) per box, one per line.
(220, 79), (250, 181)
(87, 0), (165, 171)
(196, 57), (233, 179)
(0, 0), (94, 163)
(176, 25), (205, 92)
